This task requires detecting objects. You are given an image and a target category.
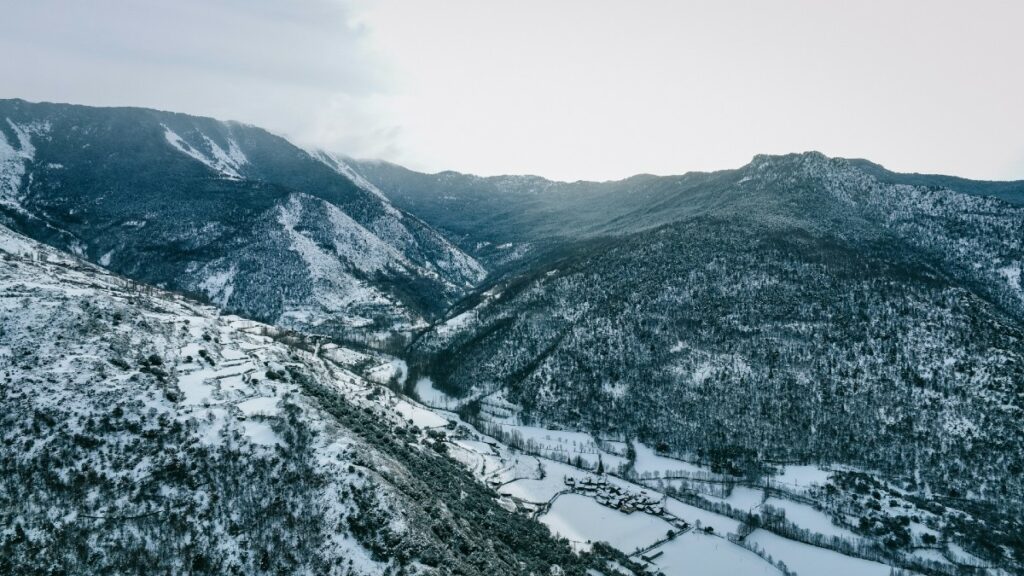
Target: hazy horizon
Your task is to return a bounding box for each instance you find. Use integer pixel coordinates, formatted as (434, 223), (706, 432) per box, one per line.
(2, 0), (1022, 182)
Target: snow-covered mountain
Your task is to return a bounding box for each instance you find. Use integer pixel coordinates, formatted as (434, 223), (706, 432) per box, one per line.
(0, 99), (484, 345)
(366, 153), (1024, 572)
(5, 222), (985, 576)
(0, 223), (633, 575)
(347, 153), (1024, 268)
(5, 95), (1024, 573)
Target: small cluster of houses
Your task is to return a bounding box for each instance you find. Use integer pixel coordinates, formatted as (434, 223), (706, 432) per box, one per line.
(564, 475), (667, 516)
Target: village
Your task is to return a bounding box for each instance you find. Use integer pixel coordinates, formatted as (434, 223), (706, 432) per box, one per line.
(564, 475), (671, 518)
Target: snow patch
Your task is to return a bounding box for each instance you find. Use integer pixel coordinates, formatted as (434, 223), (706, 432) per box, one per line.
(762, 497), (858, 539)
(770, 465), (832, 491)
(162, 124), (247, 179)
(0, 119), (37, 210)
(413, 377), (461, 409)
(242, 420), (283, 446)
(745, 529), (893, 576)
(198, 264), (238, 307)
(392, 399), (448, 428)
(309, 150), (402, 216)
(633, 442), (707, 478)
(999, 263), (1021, 292)
(0, 224), (38, 256)
(237, 396), (281, 417)
(539, 493), (673, 554)
(644, 532), (778, 575)
(435, 309), (477, 338)
(365, 358), (407, 385)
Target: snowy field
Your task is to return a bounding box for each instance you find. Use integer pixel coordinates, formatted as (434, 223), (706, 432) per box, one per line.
(539, 494), (674, 554)
(769, 465), (833, 492)
(664, 498), (742, 536)
(644, 532), (780, 575)
(495, 424), (629, 470)
(712, 485), (765, 511)
(745, 529), (894, 576)
(632, 442), (709, 478)
(499, 459), (589, 503)
(391, 397), (448, 428)
(762, 497), (858, 539)
(414, 376), (463, 409)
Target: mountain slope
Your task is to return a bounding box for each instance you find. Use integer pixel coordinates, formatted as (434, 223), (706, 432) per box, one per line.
(347, 155), (1024, 268)
(0, 99), (484, 344)
(395, 153), (1024, 568)
(846, 158), (1024, 206)
(0, 224), (627, 575)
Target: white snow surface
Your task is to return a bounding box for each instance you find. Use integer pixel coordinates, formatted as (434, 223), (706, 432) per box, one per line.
(999, 263), (1021, 292)
(644, 532), (780, 575)
(413, 376), (461, 408)
(762, 497), (858, 539)
(242, 420), (282, 446)
(364, 357), (408, 385)
(161, 124), (247, 179)
(539, 493), (673, 554)
(0, 220), (37, 255)
(633, 442), (707, 477)
(770, 465), (833, 492)
(237, 396), (282, 417)
(0, 224), (438, 576)
(0, 119), (38, 210)
(745, 529), (894, 576)
(310, 150), (402, 216)
(716, 486), (765, 511)
(664, 498), (741, 536)
(495, 424), (629, 470)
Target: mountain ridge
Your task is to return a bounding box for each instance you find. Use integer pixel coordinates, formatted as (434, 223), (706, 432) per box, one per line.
(346, 151), (1024, 273)
(373, 150), (1024, 567)
(3, 97), (1024, 572)
(0, 98), (485, 345)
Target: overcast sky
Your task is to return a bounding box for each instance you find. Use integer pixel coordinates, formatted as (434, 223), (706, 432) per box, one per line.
(2, 0), (1022, 181)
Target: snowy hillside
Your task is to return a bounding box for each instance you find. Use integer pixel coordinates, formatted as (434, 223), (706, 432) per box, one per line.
(5, 96), (1023, 574)
(1, 224), (1010, 574)
(0, 225), (621, 575)
(396, 153), (1024, 574)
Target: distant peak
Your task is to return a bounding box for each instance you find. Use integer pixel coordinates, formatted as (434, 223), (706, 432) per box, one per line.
(750, 151), (831, 165)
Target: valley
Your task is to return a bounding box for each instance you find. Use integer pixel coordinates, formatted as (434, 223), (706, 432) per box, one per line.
(2, 99), (1022, 575)
(0, 225), (633, 575)
(407, 376), (1002, 576)
(1, 220), (994, 576)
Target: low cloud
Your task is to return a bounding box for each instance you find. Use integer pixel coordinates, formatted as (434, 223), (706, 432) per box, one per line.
(0, 0), (400, 158)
